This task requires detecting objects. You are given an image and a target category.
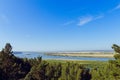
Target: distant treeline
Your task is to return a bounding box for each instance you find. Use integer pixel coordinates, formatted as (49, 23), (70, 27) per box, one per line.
(0, 43), (120, 80)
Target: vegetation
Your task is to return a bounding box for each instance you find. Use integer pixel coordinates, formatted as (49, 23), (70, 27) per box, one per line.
(0, 43), (120, 80)
(0, 43), (31, 80)
(90, 44), (120, 80)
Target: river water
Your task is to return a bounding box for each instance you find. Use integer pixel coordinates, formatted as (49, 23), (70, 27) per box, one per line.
(13, 52), (113, 61)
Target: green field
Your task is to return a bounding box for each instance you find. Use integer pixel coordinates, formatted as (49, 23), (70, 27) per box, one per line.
(45, 59), (107, 65)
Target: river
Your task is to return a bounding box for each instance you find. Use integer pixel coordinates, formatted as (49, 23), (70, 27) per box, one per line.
(13, 52), (114, 61)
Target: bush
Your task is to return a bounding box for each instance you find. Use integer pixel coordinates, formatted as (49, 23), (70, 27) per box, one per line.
(114, 54), (120, 60)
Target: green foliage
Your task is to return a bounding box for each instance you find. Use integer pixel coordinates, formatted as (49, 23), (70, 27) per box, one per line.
(91, 44), (120, 80)
(3, 43), (12, 54)
(2, 43), (120, 80)
(0, 51), (31, 80)
(112, 44), (120, 53)
(59, 62), (86, 80)
(0, 43), (31, 80)
(114, 54), (120, 60)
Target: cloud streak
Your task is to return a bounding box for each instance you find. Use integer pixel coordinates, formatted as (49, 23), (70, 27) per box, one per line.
(77, 16), (93, 26)
(77, 15), (104, 26)
(63, 4), (120, 27)
(114, 4), (120, 10)
(63, 15), (104, 26)
(109, 4), (120, 12)
(63, 21), (75, 26)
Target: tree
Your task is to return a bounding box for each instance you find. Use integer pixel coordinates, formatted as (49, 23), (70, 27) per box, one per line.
(0, 43), (31, 80)
(3, 43), (12, 54)
(112, 44), (120, 54)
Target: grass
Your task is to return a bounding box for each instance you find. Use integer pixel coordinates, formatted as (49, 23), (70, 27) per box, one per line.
(44, 59), (107, 65)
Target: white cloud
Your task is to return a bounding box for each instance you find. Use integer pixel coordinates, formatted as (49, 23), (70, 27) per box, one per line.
(109, 4), (120, 12)
(114, 4), (120, 10)
(63, 21), (75, 26)
(77, 15), (104, 26)
(77, 16), (93, 26)
(94, 15), (104, 20)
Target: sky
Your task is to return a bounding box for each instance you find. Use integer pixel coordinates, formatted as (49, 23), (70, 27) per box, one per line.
(0, 0), (120, 51)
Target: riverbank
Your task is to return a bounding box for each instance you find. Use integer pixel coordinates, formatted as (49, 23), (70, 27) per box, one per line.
(46, 52), (114, 58)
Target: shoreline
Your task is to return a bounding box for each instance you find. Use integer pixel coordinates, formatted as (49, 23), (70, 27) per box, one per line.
(46, 52), (114, 58)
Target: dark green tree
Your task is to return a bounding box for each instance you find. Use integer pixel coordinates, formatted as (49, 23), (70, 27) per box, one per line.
(112, 44), (120, 54)
(0, 43), (31, 80)
(3, 43), (12, 54)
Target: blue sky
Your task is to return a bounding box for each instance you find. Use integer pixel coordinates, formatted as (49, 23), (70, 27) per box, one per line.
(0, 0), (120, 51)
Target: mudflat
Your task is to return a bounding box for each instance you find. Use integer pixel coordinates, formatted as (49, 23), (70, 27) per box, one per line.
(46, 52), (114, 58)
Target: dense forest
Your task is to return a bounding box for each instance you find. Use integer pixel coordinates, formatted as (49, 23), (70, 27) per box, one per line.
(0, 43), (120, 80)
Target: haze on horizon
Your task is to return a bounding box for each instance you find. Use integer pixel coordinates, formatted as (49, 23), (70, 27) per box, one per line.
(0, 0), (120, 51)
